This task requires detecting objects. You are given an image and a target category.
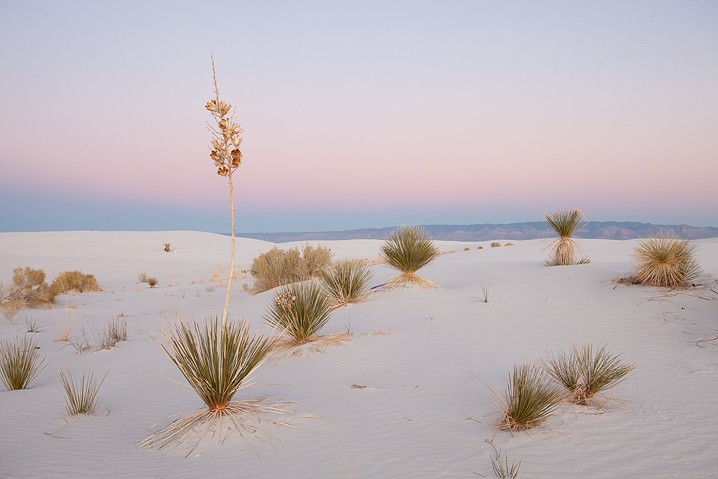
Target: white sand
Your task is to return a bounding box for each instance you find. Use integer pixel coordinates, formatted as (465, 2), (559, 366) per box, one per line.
(0, 231), (716, 478)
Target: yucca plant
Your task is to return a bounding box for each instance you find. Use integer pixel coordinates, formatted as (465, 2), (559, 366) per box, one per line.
(544, 344), (634, 405)
(264, 282), (333, 345)
(0, 336), (45, 390)
(631, 236), (700, 288)
(491, 450), (521, 479)
(320, 259), (373, 306)
(544, 209), (589, 266)
(60, 369), (106, 415)
(495, 363), (561, 431)
(381, 225), (440, 287)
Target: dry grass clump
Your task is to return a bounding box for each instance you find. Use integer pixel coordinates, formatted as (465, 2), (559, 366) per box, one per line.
(381, 226), (440, 288)
(138, 272), (159, 288)
(544, 344), (634, 405)
(544, 209), (590, 266)
(320, 259), (373, 306)
(264, 282), (333, 345)
(0, 336), (46, 390)
(94, 315), (128, 350)
(60, 369), (106, 415)
(250, 245), (332, 293)
(495, 363), (561, 431)
(1, 267), (56, 320)
(487, 441), (521, 479)
(630, 236), (700, 288)
(50, 270), (101, 296)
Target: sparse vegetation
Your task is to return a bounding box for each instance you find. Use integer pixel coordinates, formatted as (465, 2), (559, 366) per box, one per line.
(250, 245), (332, 293)
(488, 442), (521, 479)
(60, 369), (106, 415)
(630, 236), (701, 288)
(0, 336), (46, 390)
(380, 226), (440, 288)
(138, 273), (159, 288)
(1, 267), (55, 316)
(264, 282), (333, 345)
(544, 209), (590, 266)
(50, 270), (101, 296)
(320, 259), (373, 306)
(490, 242), (501, 248)
(480, 283), (491, 303)
(544, 344), (634, 405)
(25, 317), (46, 333)
(164, 243), (171, 252)
(495, 363), (561, 431)
(94, 315), (128, 350)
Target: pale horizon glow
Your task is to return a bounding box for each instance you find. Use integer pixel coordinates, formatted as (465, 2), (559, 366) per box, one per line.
(1, 1), (717, 233)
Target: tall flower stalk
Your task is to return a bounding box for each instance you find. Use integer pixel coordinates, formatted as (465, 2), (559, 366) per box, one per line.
(205, 55), (243, 329)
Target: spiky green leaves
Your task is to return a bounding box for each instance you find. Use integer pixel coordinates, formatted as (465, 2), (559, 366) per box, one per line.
(0, 336), (45, 390)
(163, 318), (274, 413)
(545, 209), (589, 266)
(320, 260), (373, 306)
(632, 237), (700, 288)
(544, 344), (634, 405)
(496, 363), (562, 431)
(381, 226), (440, 287)
(264, 282), (333, 345)
(60, 369), (106, 415)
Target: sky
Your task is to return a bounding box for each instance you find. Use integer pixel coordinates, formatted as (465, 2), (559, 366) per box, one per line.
(1, 0), (717, 233)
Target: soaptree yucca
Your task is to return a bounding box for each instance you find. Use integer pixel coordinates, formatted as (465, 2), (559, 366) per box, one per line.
(495, 363), (561, 431)
(544, 344), (634, 405)
(320, 259), (373, 306)
(0, 336), (45, 390)
(381, 226), (440, 288)
(545, 209), (589, 266)
(264, 282), (333, 346)
(631, 237), (700, 288)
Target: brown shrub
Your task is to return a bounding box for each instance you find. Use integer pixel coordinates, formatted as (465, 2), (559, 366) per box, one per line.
(50, 271), (101, 296)
(250, 245), (332, 293)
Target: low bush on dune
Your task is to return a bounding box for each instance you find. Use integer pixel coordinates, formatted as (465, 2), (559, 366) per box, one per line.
(544, 344), (634, 405)
(264, 282), (333, 345)
(381, 225), (440, 288)
(50, 270), (101, 296)
(1, 267), (56, 317)
(629, 236), (700, 288)
(494, 363), (561, 431)
(320, 259), (373, 306)
(0, 336), (46, 390)
(251, 245), (332, 293)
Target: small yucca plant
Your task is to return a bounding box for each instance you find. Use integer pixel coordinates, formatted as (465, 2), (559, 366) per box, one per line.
(163, 318), (274, 413)
(544, 344), (634, 405)
(544, 209), (589, 266)
(60, 369), (106, 415)
(495, 363), (561, 431)
(381, 225), (440, 287)
(264, 282), (333, 345)
(0, 336), (45, 390)
(320, 260), (373, 306)
(631, 237), (700, 288)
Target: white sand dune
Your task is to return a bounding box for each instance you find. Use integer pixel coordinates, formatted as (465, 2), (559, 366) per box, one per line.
(0, 231), (716, 478)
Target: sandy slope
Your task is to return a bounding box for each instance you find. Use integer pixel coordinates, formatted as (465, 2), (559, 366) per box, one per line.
(0, 232), (716, 478)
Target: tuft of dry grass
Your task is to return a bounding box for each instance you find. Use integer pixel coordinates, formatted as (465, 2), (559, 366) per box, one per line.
(320, 259), (373, 306)
(94, 315), (128, 350)
(494, 363), (561, 431)
(60, 369), (106, 415)
(631, 236), (700, 288)
(381, 226), (440, 288)
(544, 344), (634, 405)
(0, 336), (46, 390)
(264, 282), (333, 345)
(544, 209), (589, 266)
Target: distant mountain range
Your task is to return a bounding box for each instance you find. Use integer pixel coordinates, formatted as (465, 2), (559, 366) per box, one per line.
(239, 221), (718, 243)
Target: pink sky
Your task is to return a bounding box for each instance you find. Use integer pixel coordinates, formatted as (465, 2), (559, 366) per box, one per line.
(1, 1), (717, 232)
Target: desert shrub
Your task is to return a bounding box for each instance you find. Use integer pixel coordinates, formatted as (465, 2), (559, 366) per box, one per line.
(60, 369), (106, 415)
(380, 226), (440, 288)
(264, 282), (333, 345)
(164, 243), (171, 252)
(490, 242), (501, 248)
(544, 209), (590, 266)
(138, 273), (159, 288)
(163, 318), (274, 413)
(50, 270), (101, 296)
(630, 237), (700, 288)
(250, 245), (332, 293)
(495, 363), (561, 431)
(544, 344), (634, 405)
(1, 267), (55, 309)
(0, 336), (46, 390)
(320, 260), (373, 306)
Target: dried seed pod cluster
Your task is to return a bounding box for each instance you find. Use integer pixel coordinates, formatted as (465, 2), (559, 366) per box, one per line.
(205, 91), (243, 177)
